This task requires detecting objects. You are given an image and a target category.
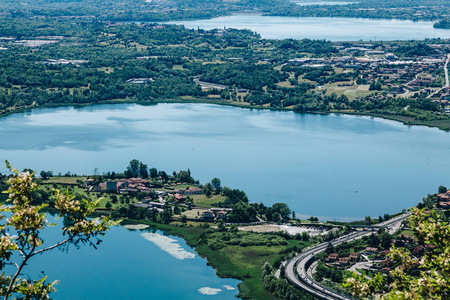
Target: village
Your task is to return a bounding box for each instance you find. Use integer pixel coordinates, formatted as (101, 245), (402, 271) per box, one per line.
(286, 41), (450, 104)
(85, 176), (233, 222)
(79, 174), (343, 239)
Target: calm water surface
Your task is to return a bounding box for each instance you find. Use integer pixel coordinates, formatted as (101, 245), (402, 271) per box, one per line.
(1, 103), (450, 220)
(165, 15), (450, 41)
(23, 216), (239, 299)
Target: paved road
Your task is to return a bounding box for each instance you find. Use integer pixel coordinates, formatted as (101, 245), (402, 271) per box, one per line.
(347, 262), (373, 280)
(285, 214), (409, 300)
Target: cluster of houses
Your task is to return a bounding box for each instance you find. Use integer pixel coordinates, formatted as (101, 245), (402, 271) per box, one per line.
(326, 234), (436, 274)
(125, 78), (154, 84)
(326, 252), (361, 268)
(42, 58), (89, 66)
(288, 42), (450, 102)
(172, 187), (205, 202)
(201, 208), (231, 221)
(86, 177), (152, 193)
(139, 196), (167, 212)
(326, 247), (394, 271)
(436, 189), (450, 209)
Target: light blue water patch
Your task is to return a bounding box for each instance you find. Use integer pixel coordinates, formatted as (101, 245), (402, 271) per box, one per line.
(163, 15), (450, 41)
(19, 216), (239, 300)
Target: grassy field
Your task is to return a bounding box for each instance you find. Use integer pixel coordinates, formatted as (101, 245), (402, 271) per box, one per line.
(43, 176), (86, 184)
(97, 67), (114, 74)
(165, 184), (195, 190)
(181, 208), (207, 220)
(197, 244), (284, 300)
(191, 194), (225, 208)
(172, 64), (187, 70)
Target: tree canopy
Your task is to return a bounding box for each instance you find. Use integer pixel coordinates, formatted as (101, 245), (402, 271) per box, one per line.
(0, 161), (119, 299)
(344, 207), (450, 299)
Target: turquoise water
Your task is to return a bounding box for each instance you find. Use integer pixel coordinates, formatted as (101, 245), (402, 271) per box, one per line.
(164, 15), (450, 41)
(1, 103), (450, 220)
(21, 216), (239, 299)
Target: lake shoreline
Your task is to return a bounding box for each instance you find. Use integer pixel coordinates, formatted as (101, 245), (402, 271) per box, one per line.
(2, 97), (449, 132)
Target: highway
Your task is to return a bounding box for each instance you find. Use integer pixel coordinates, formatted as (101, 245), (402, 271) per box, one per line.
(285, 214), (409, 299)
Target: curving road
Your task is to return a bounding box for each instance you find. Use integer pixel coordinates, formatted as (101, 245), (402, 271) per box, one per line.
(285, 214), (409, 299)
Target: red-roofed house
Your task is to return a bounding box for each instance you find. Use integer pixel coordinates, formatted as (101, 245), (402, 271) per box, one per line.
(380, 258), (393, 268)
(339, 258), (351, 267)
(349, 253), (360, 262)
(326, 253), (339, 262)
(174, 193), (185, 202)
(185, 187), (204, 195)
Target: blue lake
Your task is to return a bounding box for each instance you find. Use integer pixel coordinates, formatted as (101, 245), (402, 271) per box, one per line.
(21, 216), (239, 299)
(164, 15), (450, 41)
(1, 103), (450, 220)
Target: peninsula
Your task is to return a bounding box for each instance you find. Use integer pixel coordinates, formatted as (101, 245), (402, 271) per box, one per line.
(3, 161), (447, 299)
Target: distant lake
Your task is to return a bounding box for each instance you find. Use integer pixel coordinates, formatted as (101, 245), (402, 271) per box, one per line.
(291, 0), (357, 5)
(164, 15), (450, 41)
(23, 216), (239, 299)
(1, 103), (450, 220)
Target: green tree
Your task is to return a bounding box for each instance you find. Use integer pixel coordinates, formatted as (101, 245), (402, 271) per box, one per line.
(438, 185), (447, 194)
(39, 171), (48, 180)
(302, 231), (310, 241)
(380, 232), (392, 249)
(125, 159), (140, 178)
(159, 171), (168, 183)
(0, 162), (119, 299)
(272, 203), (291, 220)
(149, 168), (158, 178)
(325, 242), (335, 255)
(177, 171), (192, 183)
(139, 162), (148, 178)
(217, 219), (226, 231)
(204, 183), (213, 192)
(211, 178), (221, 193)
